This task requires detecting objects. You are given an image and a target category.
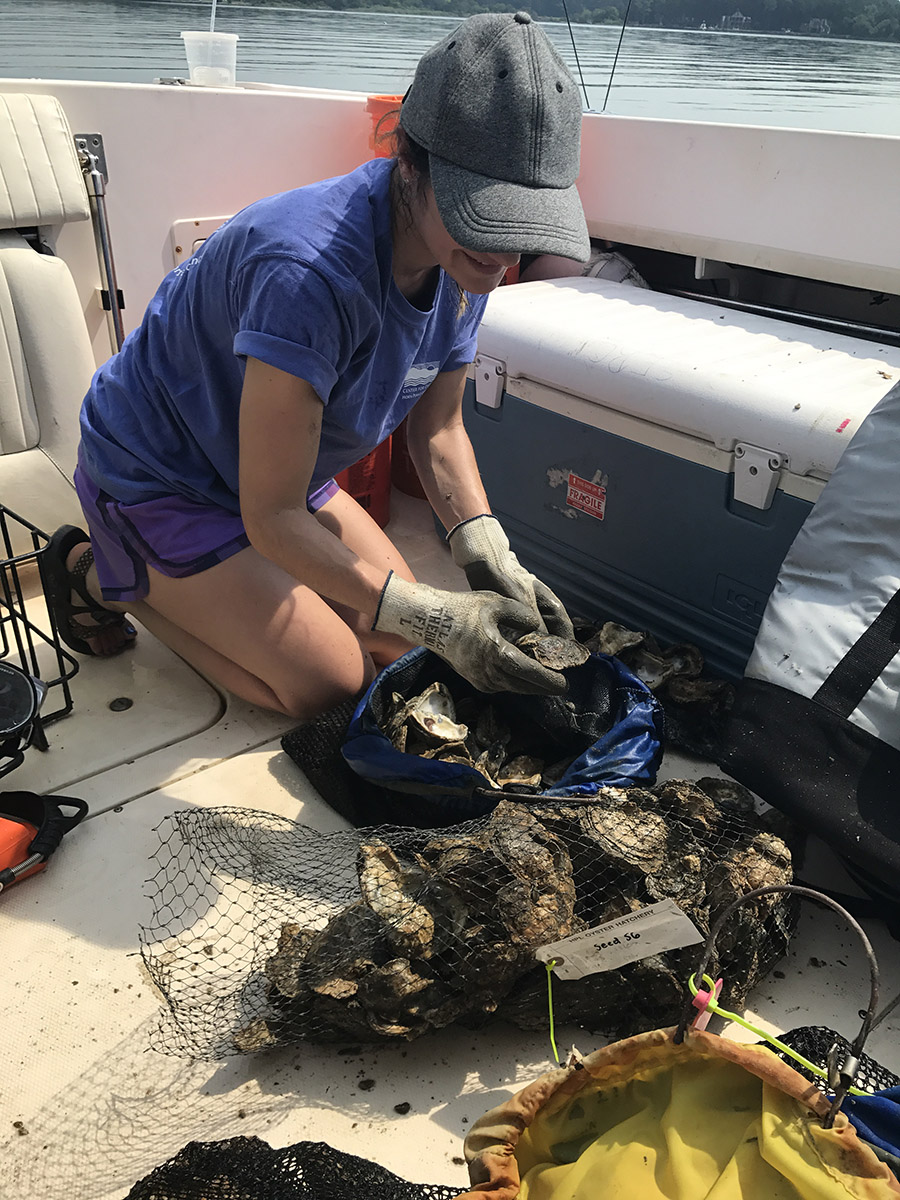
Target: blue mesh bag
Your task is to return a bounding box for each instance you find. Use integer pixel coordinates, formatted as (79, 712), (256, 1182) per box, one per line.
(341, 647), (664, 824)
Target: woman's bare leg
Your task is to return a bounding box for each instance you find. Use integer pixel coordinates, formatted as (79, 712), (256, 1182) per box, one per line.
(119, 599), (301, 713)
(71, 489), (419, 716)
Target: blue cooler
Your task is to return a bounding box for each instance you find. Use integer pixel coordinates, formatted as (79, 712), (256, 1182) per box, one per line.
(464, 278), (900, 679)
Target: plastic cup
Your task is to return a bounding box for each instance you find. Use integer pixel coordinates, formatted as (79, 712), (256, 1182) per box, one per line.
(181, 31), (239, 88)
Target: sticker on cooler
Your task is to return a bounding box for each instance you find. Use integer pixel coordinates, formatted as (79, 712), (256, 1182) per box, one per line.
(566, 472), (607, 520)
(535, 898), (704, 979)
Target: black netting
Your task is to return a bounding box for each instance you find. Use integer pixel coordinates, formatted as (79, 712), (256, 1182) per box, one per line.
(141, 778), (797, 1058)
(281, 697), (414, 828)
(774, 1026), (900, 1094)
(124, 1137), (463, 1200)
(282, 697), (461, 830)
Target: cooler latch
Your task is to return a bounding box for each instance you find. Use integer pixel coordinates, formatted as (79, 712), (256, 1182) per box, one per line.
(474, 354), (506, 409)
(732, 443), (786, 510)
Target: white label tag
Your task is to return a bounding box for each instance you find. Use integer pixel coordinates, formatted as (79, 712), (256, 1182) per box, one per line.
(535, 899), (704, 979)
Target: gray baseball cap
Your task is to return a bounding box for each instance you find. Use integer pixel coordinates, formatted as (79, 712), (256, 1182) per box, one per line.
(399, 11), (590, 263)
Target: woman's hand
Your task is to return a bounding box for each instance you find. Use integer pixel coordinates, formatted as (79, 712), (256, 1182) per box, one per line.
(373, 572), (566, 695)
(447, 514), (574, 638)
(406, 369), (574, 639)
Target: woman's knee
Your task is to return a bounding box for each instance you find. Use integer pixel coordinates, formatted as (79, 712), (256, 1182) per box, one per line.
(273, 643), (377, 721)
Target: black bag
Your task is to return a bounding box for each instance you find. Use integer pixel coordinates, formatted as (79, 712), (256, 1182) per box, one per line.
(719, 380), (900, 914)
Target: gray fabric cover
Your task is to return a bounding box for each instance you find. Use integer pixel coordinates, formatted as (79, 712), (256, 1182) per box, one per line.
(745, 379), (900, 751)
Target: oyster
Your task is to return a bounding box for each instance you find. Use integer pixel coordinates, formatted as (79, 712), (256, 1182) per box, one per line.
(386, 683), (469, 755)
(497, 755), (544, 789)
(242, 775), (796, 1049)
(578, 794), (671, 875)
(585, 621), (645, 657)
(408, 683), (468, 743)
(421, 741), (470, 761)
(620, 645), (677, 690)
(383, 682), (560, 790)
(357, 840), (437, 958)
(423, 801), (578, 947)
(356, 957), (430, 1002)
(485, 802), (579, 945)
(265, 922), (316, 997)
(695, 776), (756, 814)
(233, 1017), (281, 1053)
(265, 902), (386, 1002)
(572, 616), (738, 756)
(710, 831), (793, 902)
(653, 779), (722, 837)
(475, 740), (506, 785)
(660, 643), (703, 678)
(706, 830), (794, 985)
(517, 632), (590, 670)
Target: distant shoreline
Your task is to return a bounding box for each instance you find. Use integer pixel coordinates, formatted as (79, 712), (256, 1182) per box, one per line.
(112, 0), (900, 45)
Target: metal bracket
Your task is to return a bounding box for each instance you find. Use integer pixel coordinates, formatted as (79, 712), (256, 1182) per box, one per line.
(474, 354), (506, 410)
(732, 443), (786, 510)
(170, 216), (230, 267)
(75, 132), (124, 350)
(74, 133), (108, 184)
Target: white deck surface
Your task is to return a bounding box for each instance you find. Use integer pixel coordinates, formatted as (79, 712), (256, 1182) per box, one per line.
(2, 490), (898, 1200)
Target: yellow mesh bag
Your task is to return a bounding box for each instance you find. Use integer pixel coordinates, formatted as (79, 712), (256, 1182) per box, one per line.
(461, 1027), (899, 1200)
(460, 886), (898, 1200)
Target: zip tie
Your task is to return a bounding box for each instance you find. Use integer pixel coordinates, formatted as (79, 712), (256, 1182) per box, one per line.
(688, 974), (869, 1096)
(545, 959), (561, 1065)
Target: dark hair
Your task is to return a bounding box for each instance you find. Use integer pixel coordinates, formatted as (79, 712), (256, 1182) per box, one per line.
(373, 107), (429, 178)
(391, 122), (430, 188)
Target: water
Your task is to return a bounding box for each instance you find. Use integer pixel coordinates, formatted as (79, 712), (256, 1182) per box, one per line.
(2, 0), (899, 134)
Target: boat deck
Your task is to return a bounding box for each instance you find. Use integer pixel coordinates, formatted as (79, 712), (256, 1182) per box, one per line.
(2, 491), (898, 1200)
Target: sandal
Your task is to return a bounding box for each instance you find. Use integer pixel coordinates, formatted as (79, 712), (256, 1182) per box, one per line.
(42, 525), (136, 657)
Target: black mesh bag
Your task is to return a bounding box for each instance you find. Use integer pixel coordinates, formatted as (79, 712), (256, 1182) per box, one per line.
(281, 697), (417, 828)
(124, 1137), (464, 1200)
(775, 1026), (900, 1094)
(141, 778), (797, 1058)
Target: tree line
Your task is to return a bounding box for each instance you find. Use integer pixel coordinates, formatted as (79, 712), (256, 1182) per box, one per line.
(209, 0), (900, 41)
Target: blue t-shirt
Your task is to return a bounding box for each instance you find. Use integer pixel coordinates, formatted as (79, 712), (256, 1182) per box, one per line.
(79, 158), (488, 511)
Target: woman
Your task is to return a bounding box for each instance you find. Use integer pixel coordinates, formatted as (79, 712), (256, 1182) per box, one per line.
(46, 11), (590, 719)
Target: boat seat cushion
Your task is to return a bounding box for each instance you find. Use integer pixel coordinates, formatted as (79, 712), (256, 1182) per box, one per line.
(0, 93), (90, 228)
(0, 229), (94, 474)
(0, 447), (84, 554)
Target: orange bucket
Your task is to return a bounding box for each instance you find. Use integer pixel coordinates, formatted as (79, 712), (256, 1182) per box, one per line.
(336, 436), (392, 529)
(366, 93), (403, 159)
(390, 415), (427, 500)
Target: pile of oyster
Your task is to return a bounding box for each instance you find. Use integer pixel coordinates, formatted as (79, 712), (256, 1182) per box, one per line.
(234, 778), (794, 1051)
(383, 679), (584, 792)
(381, 621), (733, 785)
(577, 619), (736, 757)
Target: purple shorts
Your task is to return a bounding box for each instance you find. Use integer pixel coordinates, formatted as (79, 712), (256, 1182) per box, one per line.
(74, 458), (340, 603)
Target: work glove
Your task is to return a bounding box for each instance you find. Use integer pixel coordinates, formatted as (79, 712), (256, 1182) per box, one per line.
(372, 571), (567, 695)
(447, 515), (574, 639)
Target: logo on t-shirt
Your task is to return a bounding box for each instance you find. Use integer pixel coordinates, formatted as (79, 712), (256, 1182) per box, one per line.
(401, 361), (439, 402)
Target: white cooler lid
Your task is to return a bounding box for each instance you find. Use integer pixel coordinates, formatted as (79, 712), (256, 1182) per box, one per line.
(476, 278), (900, 480)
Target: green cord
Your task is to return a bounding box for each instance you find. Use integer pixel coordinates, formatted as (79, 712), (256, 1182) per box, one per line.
(546, 959), (561, 1065)
(546, 964), (868, 1095)
(688, 974), (868, 1097)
